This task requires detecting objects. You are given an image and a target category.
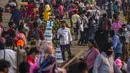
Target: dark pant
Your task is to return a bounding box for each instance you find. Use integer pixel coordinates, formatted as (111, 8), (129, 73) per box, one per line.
(78, 31), (84, 44)
(60, 44), (72, 61)
(88, 67), (93, 73)
(74, 27), (79, 40)
(83, 28), (89, 44)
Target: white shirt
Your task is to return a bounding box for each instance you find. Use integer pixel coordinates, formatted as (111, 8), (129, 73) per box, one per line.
(0, 49), (16, 73)
(93, 52), (122, 73)
(57, 27), (72, 45)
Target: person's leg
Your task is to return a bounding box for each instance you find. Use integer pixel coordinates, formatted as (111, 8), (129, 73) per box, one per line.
(75, 27), (79, 40)
(60, 45), (66, 61)
(74, 27), (78, 40)
(84, 28), (89, 44)
(80, 31), (84, 45)
(66, 44), (72, 59)
(77, 31), (82, 45)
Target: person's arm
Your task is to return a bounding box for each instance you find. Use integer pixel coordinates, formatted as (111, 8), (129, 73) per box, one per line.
(113, 36), (119, 50)
(114, 62), (122, 73)
(57, 29), (62, 39)
(93, 55), (102, 73)
(57, 29), (60, 39)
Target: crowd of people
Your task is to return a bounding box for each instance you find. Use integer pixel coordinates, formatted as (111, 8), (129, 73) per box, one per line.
(1, 0), (130, 73)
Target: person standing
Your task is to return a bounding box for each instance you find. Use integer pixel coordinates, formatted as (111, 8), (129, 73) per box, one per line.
(109, 30), (122, 60)
(84, 39), (100, 73)
(58, 3), (64, 19)
(113, 1), (120, 15)
(98, 13), (111, 32)
(57, 21), (72, 61)
(82, 11), (89, 44)
(93, 42), (122, 73)
(71, 10), (80, 40)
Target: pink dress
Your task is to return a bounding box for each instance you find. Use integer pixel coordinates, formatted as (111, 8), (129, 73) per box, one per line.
(85, 48), (100, 70)
(112, 21), (123, 33)
(28, 56), (39, 73)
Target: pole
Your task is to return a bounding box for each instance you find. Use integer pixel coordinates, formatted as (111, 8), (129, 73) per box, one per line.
(17, 46), (20, 73)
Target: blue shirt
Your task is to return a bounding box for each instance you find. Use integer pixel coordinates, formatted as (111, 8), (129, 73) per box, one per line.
(11, 9), (21, 22)
(112, 35), (122, 54)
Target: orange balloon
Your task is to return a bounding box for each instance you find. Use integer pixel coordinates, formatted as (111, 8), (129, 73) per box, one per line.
(16, 40), (24, 47)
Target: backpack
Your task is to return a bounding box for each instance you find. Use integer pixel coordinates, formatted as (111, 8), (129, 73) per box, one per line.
(30, 28), (41, 40)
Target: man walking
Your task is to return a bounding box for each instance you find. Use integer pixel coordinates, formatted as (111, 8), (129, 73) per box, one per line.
(93, 42), (122, 73)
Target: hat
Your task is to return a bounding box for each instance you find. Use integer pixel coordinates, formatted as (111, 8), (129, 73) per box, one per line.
(16, 40), (24, 47)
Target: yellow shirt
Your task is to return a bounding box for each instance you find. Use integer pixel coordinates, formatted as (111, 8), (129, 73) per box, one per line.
(71, 14), (80, 28)
(43, 11), (51, 21)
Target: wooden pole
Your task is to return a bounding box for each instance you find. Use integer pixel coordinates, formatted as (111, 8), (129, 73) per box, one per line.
(61, 50), (85, 69)
(17, 46), (20, 73)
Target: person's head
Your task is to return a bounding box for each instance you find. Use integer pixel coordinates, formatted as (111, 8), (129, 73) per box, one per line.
(115, 1), (118, 5)
(74, 10), (77, 14)
(0, 60), (10, 73)
(103, 42), (113, 57)
(81, 10), (86, 16)
(78, 62), (88, 73)
(109, 30), (115, 38)
(102, 13), (107, 18)
(88, 39), (98, 48)
(33, 22), (38, 28)
(113, 14), (118, 19)
(6, 36), (14, 47)
(44, 42), (54, 54)
(30, 40), (36, 47)
(39, 40), (54, 54)
(8, 22), (15, 29)
(28, 47), (39, 57)
(122, 24), (128, 32)
(61, 21), (67, 28)
(19, 62), (30, 73)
